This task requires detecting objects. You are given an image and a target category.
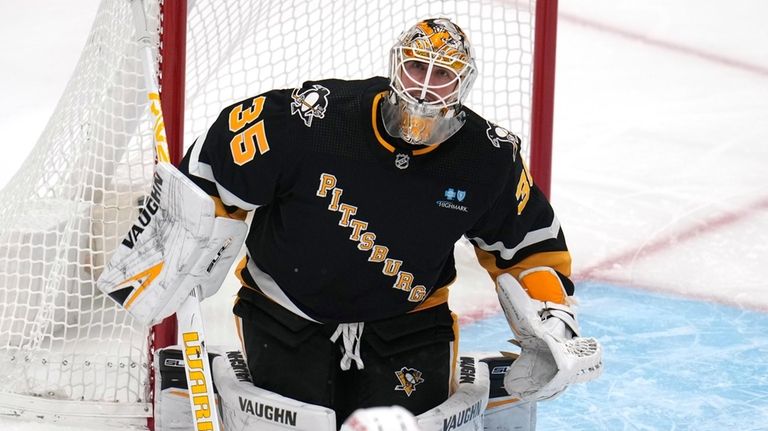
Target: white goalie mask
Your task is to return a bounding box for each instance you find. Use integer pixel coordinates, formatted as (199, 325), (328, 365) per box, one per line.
(382, 18), (477, 146)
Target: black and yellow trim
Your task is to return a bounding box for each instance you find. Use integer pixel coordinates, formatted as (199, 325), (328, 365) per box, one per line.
(473, 248), (572, 281)
(370, 92), (442, 156)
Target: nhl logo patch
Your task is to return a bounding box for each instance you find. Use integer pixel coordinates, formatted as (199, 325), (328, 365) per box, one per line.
(394, 367), (424, 397)
(395, 153), (410, 170)
(485, 121), (520, 159)
(290, 84), (330, 127)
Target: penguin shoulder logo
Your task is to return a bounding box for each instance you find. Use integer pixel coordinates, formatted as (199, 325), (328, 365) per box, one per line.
(394, 367), (424, 397)
(290, 84), (331, 127)
(485, 121), (520, 158)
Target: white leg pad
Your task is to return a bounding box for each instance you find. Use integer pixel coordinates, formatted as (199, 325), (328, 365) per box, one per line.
(483, 355), (537, 431)
(155, 345), (222, 431)
(213, 350), (337, 431)
(483, 401), (537, 431)
(156, 348), (537, 431)
(416, 355), (490, 431)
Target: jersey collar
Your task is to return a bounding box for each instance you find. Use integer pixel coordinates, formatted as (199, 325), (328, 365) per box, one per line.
(370, 92), (441, 156)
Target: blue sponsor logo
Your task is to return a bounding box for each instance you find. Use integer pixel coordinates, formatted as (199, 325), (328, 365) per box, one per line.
(438, 188), (468, 212)
(444, 188), (466, 202)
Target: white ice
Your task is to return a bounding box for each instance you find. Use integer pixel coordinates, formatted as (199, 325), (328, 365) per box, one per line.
(1, 0), (767, 430)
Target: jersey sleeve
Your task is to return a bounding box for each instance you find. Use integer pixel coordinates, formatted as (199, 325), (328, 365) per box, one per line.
(179, 89), (295, 219)
(466, 147), (574, 295)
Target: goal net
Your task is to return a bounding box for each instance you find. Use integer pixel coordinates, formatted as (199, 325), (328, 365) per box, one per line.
(0, 0), (556, 424)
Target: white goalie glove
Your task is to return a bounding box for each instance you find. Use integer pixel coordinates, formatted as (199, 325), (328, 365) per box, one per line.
(96, 162), (247, 327)
(497, 268), (602, 401)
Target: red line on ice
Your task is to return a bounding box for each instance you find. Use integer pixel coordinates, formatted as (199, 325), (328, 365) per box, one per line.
(458, 304), (501, 326)
(578, 196), (768, 280)
(560, 12), (768, 78)
(459, 197), (768, 324)
(586, 273), (768, 313)
(578, 195), (768, 282)
(459, 14), (768, 324)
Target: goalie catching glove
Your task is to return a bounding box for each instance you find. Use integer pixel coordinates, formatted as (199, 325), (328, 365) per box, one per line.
(497, 268), (602, 401)
(96, 162), (247, 326)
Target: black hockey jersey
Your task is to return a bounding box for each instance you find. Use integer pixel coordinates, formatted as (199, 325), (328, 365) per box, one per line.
(180, 77), (572, 323)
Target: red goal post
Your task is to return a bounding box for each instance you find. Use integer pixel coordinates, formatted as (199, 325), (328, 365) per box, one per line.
(0, 0), (557, 426)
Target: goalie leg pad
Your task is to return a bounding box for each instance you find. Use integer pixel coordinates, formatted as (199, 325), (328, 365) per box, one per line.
(156, 346), (337, 431)
(213, 350), (337, 431)
(416, 355), (489, 431)
(154, 345), (222, 431)
(341, 355), (537, 431)
(482, 356), (537, 431)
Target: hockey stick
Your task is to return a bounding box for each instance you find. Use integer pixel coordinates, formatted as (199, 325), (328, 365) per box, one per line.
(177, 286), (221, 431)
(130, 2), (222, 430)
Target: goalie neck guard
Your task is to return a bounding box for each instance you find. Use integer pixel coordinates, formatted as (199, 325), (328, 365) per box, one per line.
(382, 18), (478, 146)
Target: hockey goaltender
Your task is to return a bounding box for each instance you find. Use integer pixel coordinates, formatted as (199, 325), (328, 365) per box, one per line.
(98, 17), (602, 431)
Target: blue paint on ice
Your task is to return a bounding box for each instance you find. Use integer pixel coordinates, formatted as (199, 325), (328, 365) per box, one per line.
(459, 282), (768, 431)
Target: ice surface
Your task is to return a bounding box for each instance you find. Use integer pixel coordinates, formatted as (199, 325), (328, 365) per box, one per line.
(551, 0), (768, 310)
(461, 283), (768, 431)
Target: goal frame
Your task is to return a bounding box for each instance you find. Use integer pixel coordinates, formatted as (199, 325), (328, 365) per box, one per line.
(149, 0), (558, 428)
(147, 2), (186, 429)
(530, 0), (558, 198)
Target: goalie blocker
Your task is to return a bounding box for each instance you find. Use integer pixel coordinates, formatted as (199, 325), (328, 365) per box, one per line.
(96, 162), (247, 327)
(155, 346), (537, 431)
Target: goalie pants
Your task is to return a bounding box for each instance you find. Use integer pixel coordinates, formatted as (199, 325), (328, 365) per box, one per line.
(233, 292), (457, 426)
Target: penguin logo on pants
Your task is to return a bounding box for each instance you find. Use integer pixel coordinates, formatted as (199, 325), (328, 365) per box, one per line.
(395, 367), (424, 397)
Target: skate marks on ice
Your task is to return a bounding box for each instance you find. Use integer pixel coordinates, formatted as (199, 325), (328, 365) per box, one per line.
(460, 282), (768, 431)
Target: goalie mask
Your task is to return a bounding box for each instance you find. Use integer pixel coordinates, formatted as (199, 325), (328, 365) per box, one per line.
(382, 18), (477, 146)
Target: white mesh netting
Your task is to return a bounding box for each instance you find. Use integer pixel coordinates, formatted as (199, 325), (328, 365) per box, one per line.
(0, 0), (541, 421)
(182, 0), (538, 151)
(0, 0), (160, 419)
